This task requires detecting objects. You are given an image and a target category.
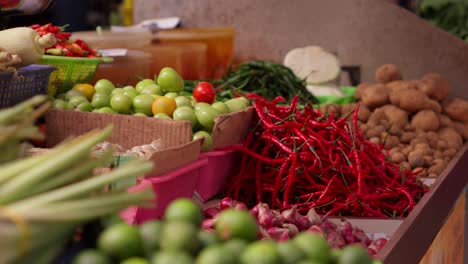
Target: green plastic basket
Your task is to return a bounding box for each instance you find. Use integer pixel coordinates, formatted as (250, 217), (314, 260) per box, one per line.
(39, 55), (113, 96)
(315, 86), (357, 106)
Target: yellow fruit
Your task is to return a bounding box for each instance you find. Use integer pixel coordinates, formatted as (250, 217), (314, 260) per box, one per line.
(152, 96), (177, 117)
(73, 83), (95, 100)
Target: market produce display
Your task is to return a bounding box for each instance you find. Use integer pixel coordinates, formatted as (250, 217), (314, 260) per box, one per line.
(72, 198), (379, 264)
(321, 64), (468, 178)
(0, 96), (154, 264)
(202, 198), (388, 256)
(219, 94), (427, 217)
(30, 23), (101, 58)
(52, 67), (250, 151)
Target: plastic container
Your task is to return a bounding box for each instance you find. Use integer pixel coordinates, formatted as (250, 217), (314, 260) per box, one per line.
(71, 30), (152, 49)
(143, 42), (208, 80)
(121, 158), (208, 224)
(92, 50), (152, 86)
(154, 27), (235, 79)
(0, 65), (56, 108)
(39, 55), (112, 96)
(196, 148), (241, 201)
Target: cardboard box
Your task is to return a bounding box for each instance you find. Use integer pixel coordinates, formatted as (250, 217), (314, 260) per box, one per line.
(45, 107), (254, 150)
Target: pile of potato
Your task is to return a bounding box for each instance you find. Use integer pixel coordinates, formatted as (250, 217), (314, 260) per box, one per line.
(321, 64), (468, 178)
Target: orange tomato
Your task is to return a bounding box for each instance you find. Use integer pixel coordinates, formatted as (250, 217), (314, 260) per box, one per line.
(73, 83), (95, 100)
(152, 96), (177, 117)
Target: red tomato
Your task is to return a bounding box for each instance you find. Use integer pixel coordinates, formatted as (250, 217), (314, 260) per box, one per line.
(193, 82), (216, 104)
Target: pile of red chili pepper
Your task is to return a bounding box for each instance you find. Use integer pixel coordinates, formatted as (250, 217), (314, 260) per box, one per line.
(221, 95), (428, 218)
(30, 23), (100, 58)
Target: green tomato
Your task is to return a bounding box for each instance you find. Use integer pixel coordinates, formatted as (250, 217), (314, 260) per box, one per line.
(123, 85), (136, 92)
(64, 102), (74, 110)
(193, 131), (213, 151)
(175, 96), (192, 108)
(164, 92), (178, 99)
(91, 93), (111, 109)
(196, 106), (221, 131)
(111, 94), (132, 114)
(123, 89), (139, 100)
(93, 107), (117, 114)
(136, 79), (155, 93)
(211, 102), (230, 114)
(53, 99), (67, 110)
(173, 106), (197, 127)
(157, 67), (184, 93)
(133, 94), (154, 116)
(111, 88), (125, 97)
(194, 102), (211, 112)
(140, 84), (163, 96)
(68, 96), (89, 108)
(237, 97), (250, 106)
(225, 98), (249, 113)
(65, 89), (85, 100)
(94, 79), (115, 94)
(154, 113), (172, 119)
(75, 102), (93, 112)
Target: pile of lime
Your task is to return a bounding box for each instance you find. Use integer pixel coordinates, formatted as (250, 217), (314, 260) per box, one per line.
(72, 198), (380, 264)
(52, 67), (250, 151)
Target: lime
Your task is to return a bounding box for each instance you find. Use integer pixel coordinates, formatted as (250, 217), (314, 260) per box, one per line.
(293, 233), (330, 263)
(223, 239), (248, 256)
(98, 223), (144, 260)
(338, 245), (373, 264)
(198, 230), (220, 248)
(159, 221), (199, 253)
(372, 260), (383, 264)
(196, 244), (237, 264)
(164, 198), (202, 225)
(296, 261), (323, 264)
(121, 257), (150, 264)
(215, 209), (258, 241)
(277, 240), (306, 264)
(331, 248), (343, 263)
(240, 240), (282, 264)
(139, 220), (162, 254)
(151, 251), (193, 264)
(72, 249), (112, 264)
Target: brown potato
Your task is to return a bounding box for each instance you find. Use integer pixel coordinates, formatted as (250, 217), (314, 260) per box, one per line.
(366, 125), (386, 138)
(408, 149), (425, 168)
(361, 84), (390, 109)
(442, 148), (458, 159)
(375, 64), (402, 84)
(358, 104), (371, 122)
(387, 81), (419, 105)
(420, 73), (450, 101)
(425, 99), (442, 113)
(427, 160), (447, 175)
(355, 83), (370, 100)
(390, 152), (406, 163)
(400, 161), (411, 171)
(380, 104), (409, 129)
(395, 89), (430, 113)
(384, 135), (400, 149)
(442, 98), (468, 122)
(369, 137), (381, 145)
(438, 114), (454, 128)
(439, 127), (463, 149)
(411, 109), (440, 132)
(400, 132), (415, 144)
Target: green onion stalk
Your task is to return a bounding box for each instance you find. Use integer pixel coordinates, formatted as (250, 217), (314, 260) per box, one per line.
(0, 97), (155, 264)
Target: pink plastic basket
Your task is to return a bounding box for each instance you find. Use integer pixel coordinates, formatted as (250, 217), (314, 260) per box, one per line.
(121, 158), (208, 224)
(196, 147), (241, 201)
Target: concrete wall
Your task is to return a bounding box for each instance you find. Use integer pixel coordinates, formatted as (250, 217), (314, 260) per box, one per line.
(134, 0), (468, 99)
